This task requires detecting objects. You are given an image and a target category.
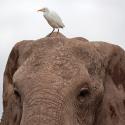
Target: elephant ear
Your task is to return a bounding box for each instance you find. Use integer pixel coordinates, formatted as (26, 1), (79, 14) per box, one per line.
(3, 41), (33, 109)
(1, 43), (19, 124)
(3, 43), (19, 110)
(2, 41), (33, 124)
(94, 43), (125, 125)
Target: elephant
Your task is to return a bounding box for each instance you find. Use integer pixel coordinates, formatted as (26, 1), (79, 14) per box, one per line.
(1, 32), (125, 125)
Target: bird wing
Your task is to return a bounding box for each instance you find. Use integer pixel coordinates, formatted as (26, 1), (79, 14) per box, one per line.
(48, 11), (65, 28)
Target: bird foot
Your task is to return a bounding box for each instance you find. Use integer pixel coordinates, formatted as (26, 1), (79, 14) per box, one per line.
(57, 32), (59, 35)
(47, 31), (61, 37)
(47, 32), (53, 37)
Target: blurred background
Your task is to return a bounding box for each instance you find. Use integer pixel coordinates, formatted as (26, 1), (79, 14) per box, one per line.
(0, 0), (125, 118)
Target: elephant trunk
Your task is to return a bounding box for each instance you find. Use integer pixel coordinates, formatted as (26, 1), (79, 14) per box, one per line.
(20, 89), (64, 125)
(20, 107), (62, 125)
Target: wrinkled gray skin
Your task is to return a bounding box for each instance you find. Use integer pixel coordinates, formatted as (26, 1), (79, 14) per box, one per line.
(1, 33), (125, 125)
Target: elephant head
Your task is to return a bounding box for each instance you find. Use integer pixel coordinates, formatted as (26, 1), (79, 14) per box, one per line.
(1, 33), (125, 125)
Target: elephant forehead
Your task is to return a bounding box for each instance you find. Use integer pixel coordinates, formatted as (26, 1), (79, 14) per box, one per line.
(13, 48), (91, 85)
(15, 56), (86, 81)
(13, 42), (102, 83)
(13, 59), (90, 92)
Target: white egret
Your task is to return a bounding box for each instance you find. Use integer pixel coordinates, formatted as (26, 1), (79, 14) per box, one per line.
(38, 7), (65, 36)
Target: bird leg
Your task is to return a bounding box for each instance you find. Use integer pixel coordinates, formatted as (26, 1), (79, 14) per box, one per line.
(48, 28), (55, 36)
(57, 29), (59, 35)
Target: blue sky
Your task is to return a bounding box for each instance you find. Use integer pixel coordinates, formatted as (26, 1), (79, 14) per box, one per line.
(0, 0), (125, 118)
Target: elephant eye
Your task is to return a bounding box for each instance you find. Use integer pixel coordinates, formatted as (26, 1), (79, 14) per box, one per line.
(77, 88), (90, 102)
(14, 88), (20, 98)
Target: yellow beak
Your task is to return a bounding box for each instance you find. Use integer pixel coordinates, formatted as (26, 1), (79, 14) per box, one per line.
(37, 9), (44, 12)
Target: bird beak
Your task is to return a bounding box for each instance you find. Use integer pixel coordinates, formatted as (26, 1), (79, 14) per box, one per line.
(37, 9), (44, 12)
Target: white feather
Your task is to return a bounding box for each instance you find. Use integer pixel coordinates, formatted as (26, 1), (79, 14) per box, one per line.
(43, 8), (65, 29)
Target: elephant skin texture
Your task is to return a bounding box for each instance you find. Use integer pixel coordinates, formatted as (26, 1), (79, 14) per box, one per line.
(1, 32), (125, 125)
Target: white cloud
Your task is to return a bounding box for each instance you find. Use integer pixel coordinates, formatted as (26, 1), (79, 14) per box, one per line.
(0, 0), (125, 118)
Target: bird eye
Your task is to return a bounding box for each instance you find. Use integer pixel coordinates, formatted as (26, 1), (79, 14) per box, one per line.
(77, 88), (90, 102)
